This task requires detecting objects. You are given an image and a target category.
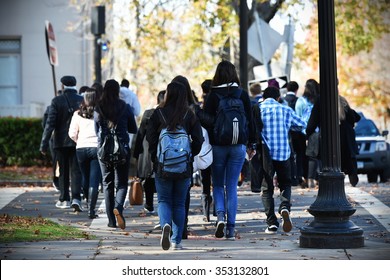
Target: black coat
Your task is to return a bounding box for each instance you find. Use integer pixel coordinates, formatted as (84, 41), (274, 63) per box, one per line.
(94, 100), (138, 150)
(133, 108), (154, 178)
(40, 88), (83, 152)
(340, 106), (361, 173)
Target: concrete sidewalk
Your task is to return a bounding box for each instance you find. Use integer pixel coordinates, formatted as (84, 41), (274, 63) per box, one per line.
(1, 183), (390, 260)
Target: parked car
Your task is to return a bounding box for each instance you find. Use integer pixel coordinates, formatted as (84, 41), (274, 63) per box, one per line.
(355, 113), (390, 183)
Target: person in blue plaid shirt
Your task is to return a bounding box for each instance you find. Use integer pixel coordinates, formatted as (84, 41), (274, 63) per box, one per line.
(258, 86), (306, 234)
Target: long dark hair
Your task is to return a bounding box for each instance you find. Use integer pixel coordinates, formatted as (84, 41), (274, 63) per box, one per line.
(212, 60), (240, 87)
(91, 82), (103, 101)
(161, 81), (189, 130)
(78, 88), (97, 119)
(172, 75), (196, 105)
(98, 79), (120, 123)
(303, 79), (319, 104)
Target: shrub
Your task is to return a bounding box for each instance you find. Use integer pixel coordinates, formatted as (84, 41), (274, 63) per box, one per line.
(0, 117), (50, 166)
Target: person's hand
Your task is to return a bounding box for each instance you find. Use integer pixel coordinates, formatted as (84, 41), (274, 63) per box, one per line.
(247, 148), (256, 160)
(40, 149), (47, 156)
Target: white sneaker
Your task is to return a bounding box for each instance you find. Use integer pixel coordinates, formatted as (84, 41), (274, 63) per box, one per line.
(172, 243), (183, 250)
(55, 200), (70, 209)
(265, 225), (278, 234)
(281, 209), (292, 232)
(144, 207), (155, 214)
(161, 224), (171, 250)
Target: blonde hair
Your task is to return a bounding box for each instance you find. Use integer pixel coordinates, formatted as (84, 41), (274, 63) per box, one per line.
(338, 95), (349, 121)
(250, 83), (262, 96)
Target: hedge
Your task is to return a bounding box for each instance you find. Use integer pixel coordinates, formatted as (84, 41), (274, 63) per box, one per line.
(0, 117), (50, 166)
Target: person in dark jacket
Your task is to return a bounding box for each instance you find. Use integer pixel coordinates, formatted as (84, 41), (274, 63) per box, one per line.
(284, 81), (300, 186)
(198, 79), (214, 222)
(339, 95), (361, 186)
(42, 90), (62, 192)
(94, 79), (138, 230)
(40, 76), (83, 211)
(133, 90), (166, 214)
(146, 81), (203, 250)
(203, 60), (257, 240)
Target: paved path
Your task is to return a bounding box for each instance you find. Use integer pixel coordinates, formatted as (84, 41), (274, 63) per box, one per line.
(1, 180), (389, 261)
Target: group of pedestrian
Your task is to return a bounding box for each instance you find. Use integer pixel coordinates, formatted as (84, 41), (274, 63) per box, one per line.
(40, 77), (139, 227)
(40, 59), (361, 252)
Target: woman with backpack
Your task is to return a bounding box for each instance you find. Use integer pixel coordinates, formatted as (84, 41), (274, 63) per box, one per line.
(146, 81), (203, 250)
(203, 60), (257, 240)
(94, 79), (137, 229)
(68, 88), (101, 219)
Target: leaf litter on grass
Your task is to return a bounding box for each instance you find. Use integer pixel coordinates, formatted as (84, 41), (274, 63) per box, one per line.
(0, 214), (94, 243)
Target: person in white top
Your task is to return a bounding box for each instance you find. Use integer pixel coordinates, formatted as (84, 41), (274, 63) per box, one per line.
(120, 79), (141, 150)
(69, 88), (102, 219)
(120, 79), (141, 117)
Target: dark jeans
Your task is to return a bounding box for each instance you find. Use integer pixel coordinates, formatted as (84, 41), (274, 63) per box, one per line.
(249, 147), (263, 191)
(201, 166), (212, 196)
(307, 157), (320, 180)
(261, 159), (292, 227)
(55, 147), (82, 202)
(99, 150), (130, 227)
(292, 132), (307, 182)
(76, 147), (102, 196)
(49, 137), (58, 182)
(143, 177), (156, 211)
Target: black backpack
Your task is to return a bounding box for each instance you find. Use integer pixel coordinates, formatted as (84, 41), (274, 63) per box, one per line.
(97, 107), (128, 167)
(213, 89), (248, 145)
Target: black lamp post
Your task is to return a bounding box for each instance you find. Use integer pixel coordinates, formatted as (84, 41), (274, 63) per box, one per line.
(91, 6), (105, 84)
(299, 0), (364, 248)
(239, 0), (248, 91)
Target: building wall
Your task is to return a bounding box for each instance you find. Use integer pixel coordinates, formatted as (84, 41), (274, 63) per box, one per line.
(0, 0), (93, 117)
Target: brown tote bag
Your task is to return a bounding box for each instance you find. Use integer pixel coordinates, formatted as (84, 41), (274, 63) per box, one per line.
(129, 178), (143, 205)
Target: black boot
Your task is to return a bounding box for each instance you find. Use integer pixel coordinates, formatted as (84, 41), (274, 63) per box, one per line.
(202, 194), (212, 222)
(88, 187), (99, 219)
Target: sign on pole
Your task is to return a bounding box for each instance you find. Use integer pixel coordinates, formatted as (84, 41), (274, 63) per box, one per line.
(45, 20), (59, 66)
(45, 20), (58, 96)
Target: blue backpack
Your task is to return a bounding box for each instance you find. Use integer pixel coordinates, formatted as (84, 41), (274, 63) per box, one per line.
(213, 89), (248, 145)
(156, 110), (192, 179)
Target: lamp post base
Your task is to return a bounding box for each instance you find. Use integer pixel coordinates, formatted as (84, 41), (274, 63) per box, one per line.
(299, 171), (364, 249)
(300, 218), (364, 248)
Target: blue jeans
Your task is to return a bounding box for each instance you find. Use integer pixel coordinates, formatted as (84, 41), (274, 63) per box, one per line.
(76, 147), (101, 196)
(99, 150), (130, 227)
(211, 144), (246, 230)
(155, 176), (190, 245)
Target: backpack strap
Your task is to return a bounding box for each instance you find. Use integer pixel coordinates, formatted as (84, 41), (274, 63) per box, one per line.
(158, 108), (188, 130)
(158, 109), (168, 126)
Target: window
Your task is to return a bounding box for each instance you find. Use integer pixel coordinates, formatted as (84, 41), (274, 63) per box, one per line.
(0, 39), (21, 105)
